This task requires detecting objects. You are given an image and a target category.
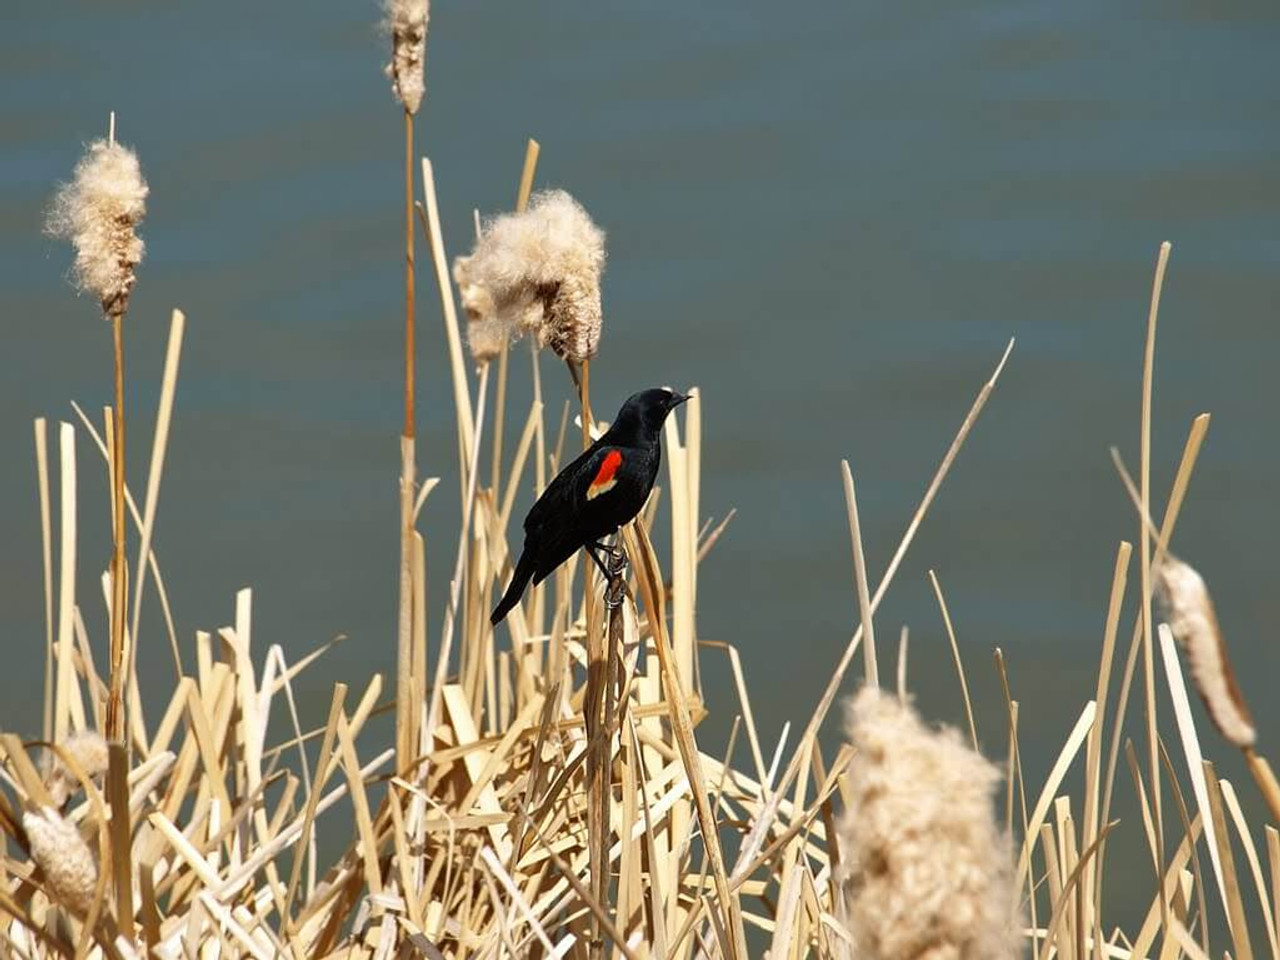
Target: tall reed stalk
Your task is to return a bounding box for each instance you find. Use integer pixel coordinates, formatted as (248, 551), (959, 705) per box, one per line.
(46, 114), (148, 745)
(107, 300), (127, 743)
(396, 104), (418, 774)
(385, 0), (430, 774)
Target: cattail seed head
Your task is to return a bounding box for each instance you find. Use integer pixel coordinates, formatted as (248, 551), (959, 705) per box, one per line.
(46, 139), (148, 319)
(384, 0), (429, 114)
(1154, 555), (1256, 748)
(22, 807), (97, 914)
(44, 731), (110, 809)
(453, 190), (605, 365)
(838, 687), (1020, 960)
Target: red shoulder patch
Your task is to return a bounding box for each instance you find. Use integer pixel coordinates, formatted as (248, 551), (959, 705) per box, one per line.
(586, 450), (623, 500)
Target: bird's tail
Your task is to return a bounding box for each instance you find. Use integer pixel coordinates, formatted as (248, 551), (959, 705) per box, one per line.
(491, 551), (536, 625)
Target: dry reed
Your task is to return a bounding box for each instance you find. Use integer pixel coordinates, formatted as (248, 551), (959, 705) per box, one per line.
(5, 33), (1277, 960)
(385, 0), (431, 780)
(46, 120), (147, 747)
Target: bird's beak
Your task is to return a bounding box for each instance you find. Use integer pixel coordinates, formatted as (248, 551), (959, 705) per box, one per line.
(670, 391), (691, 408)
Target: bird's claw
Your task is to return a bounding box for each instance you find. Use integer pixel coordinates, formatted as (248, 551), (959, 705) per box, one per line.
(604, 543), (628, 609)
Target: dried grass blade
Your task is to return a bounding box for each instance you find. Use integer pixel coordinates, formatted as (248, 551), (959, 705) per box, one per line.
(419, 157), (475, 472)
(737, 340), (1013, 879)
(1204, 760), (1253, 960)
(626, 522), (745, 960)
(336, 712), (382, 899)
(841, 461), (878, 689)
(1221, 780), (1278, 960)
(106, 742), (135, 938)
(55, 424), (78, 743)
(34, 419), (54, 743)
(1013, 700), (1097, 909)
(1158, 739), (1210, 958)
(626, 717), (668, 959)
(129, 309), (184, 678)
(284, 683), (347, 922)
(1158, 623), (1229, 920)
(928, 569), (977, 750)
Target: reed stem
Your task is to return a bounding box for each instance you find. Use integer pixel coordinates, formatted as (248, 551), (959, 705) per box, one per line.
(1244, 748), (1280, 826)
(106, 312), (127, 744)
(403, 109), (416, 440)
(396, 107), (419, 775)
(490, 139), (540, 498)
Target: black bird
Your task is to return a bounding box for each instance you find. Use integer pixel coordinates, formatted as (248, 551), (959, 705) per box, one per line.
(491, 387), (690, 625)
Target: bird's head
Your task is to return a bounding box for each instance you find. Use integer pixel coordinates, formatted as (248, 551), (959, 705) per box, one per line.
(614, 387), (690, 437)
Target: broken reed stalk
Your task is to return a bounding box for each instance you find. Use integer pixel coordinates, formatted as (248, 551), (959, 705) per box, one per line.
(128, 310), (186, 684)
(388, 0), (427, 777)
(1139, 241), (1172, 936)
(396, 105), (419, 775)
(420, 157), (475, 486)
(490, 138), (541, 497)
(841, 460), (878, 688)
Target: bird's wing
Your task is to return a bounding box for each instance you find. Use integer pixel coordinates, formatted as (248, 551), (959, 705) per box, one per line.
(524, 440), (617, 536)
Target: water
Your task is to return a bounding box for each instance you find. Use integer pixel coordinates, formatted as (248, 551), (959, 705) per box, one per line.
(3, 0), (1279, 928)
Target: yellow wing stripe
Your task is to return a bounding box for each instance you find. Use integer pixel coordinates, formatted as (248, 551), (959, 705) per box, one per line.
(586, 450), (623, 501)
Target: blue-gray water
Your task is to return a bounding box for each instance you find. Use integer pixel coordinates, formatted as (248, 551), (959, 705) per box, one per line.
(3, 0), (1279, 930)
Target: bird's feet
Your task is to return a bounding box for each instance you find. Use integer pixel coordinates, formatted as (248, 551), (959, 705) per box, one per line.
(602, 542), (629, 609)
(586, 542), (612, 579)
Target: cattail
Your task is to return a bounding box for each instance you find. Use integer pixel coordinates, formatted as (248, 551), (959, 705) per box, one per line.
(838, 687), (1019, 960)
(453, 190), (605, 364)
(1154, 555), (1255, 748)
(46, 139), (148, 319)
(22, 807), (97, 914)
(384, 0), (429, 115)
(460, 288), (507, 365)
(44, 731), (110, 809)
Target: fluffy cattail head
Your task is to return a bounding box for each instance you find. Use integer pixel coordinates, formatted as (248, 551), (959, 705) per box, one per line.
(1155, 555), (1256, 748)
(22, 807), (97, 914)
(43, 731), (110, 809)
(457, 284), (507, 364)
(838, 687), (1020, 960)
(46, 139), (149, 319)
(453, 190), (605, 365)
(384, 0), (429, 114)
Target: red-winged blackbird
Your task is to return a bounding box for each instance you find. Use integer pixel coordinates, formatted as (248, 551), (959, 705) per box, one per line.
(491, 387), (689, 625)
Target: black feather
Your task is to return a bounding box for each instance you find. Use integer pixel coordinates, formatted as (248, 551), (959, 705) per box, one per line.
(490, 387), (687, 624)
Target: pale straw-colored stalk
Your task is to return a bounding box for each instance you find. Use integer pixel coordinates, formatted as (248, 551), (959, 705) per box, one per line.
(46, 117), (147, 745)
(384, 0), (430, 776)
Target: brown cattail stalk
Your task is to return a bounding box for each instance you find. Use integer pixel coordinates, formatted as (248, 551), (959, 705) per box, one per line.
(838, 687), (1020, 960)
(108, 310), (126, 741)
(384, 0), (429, 775)
(46, 124), (148, 745)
